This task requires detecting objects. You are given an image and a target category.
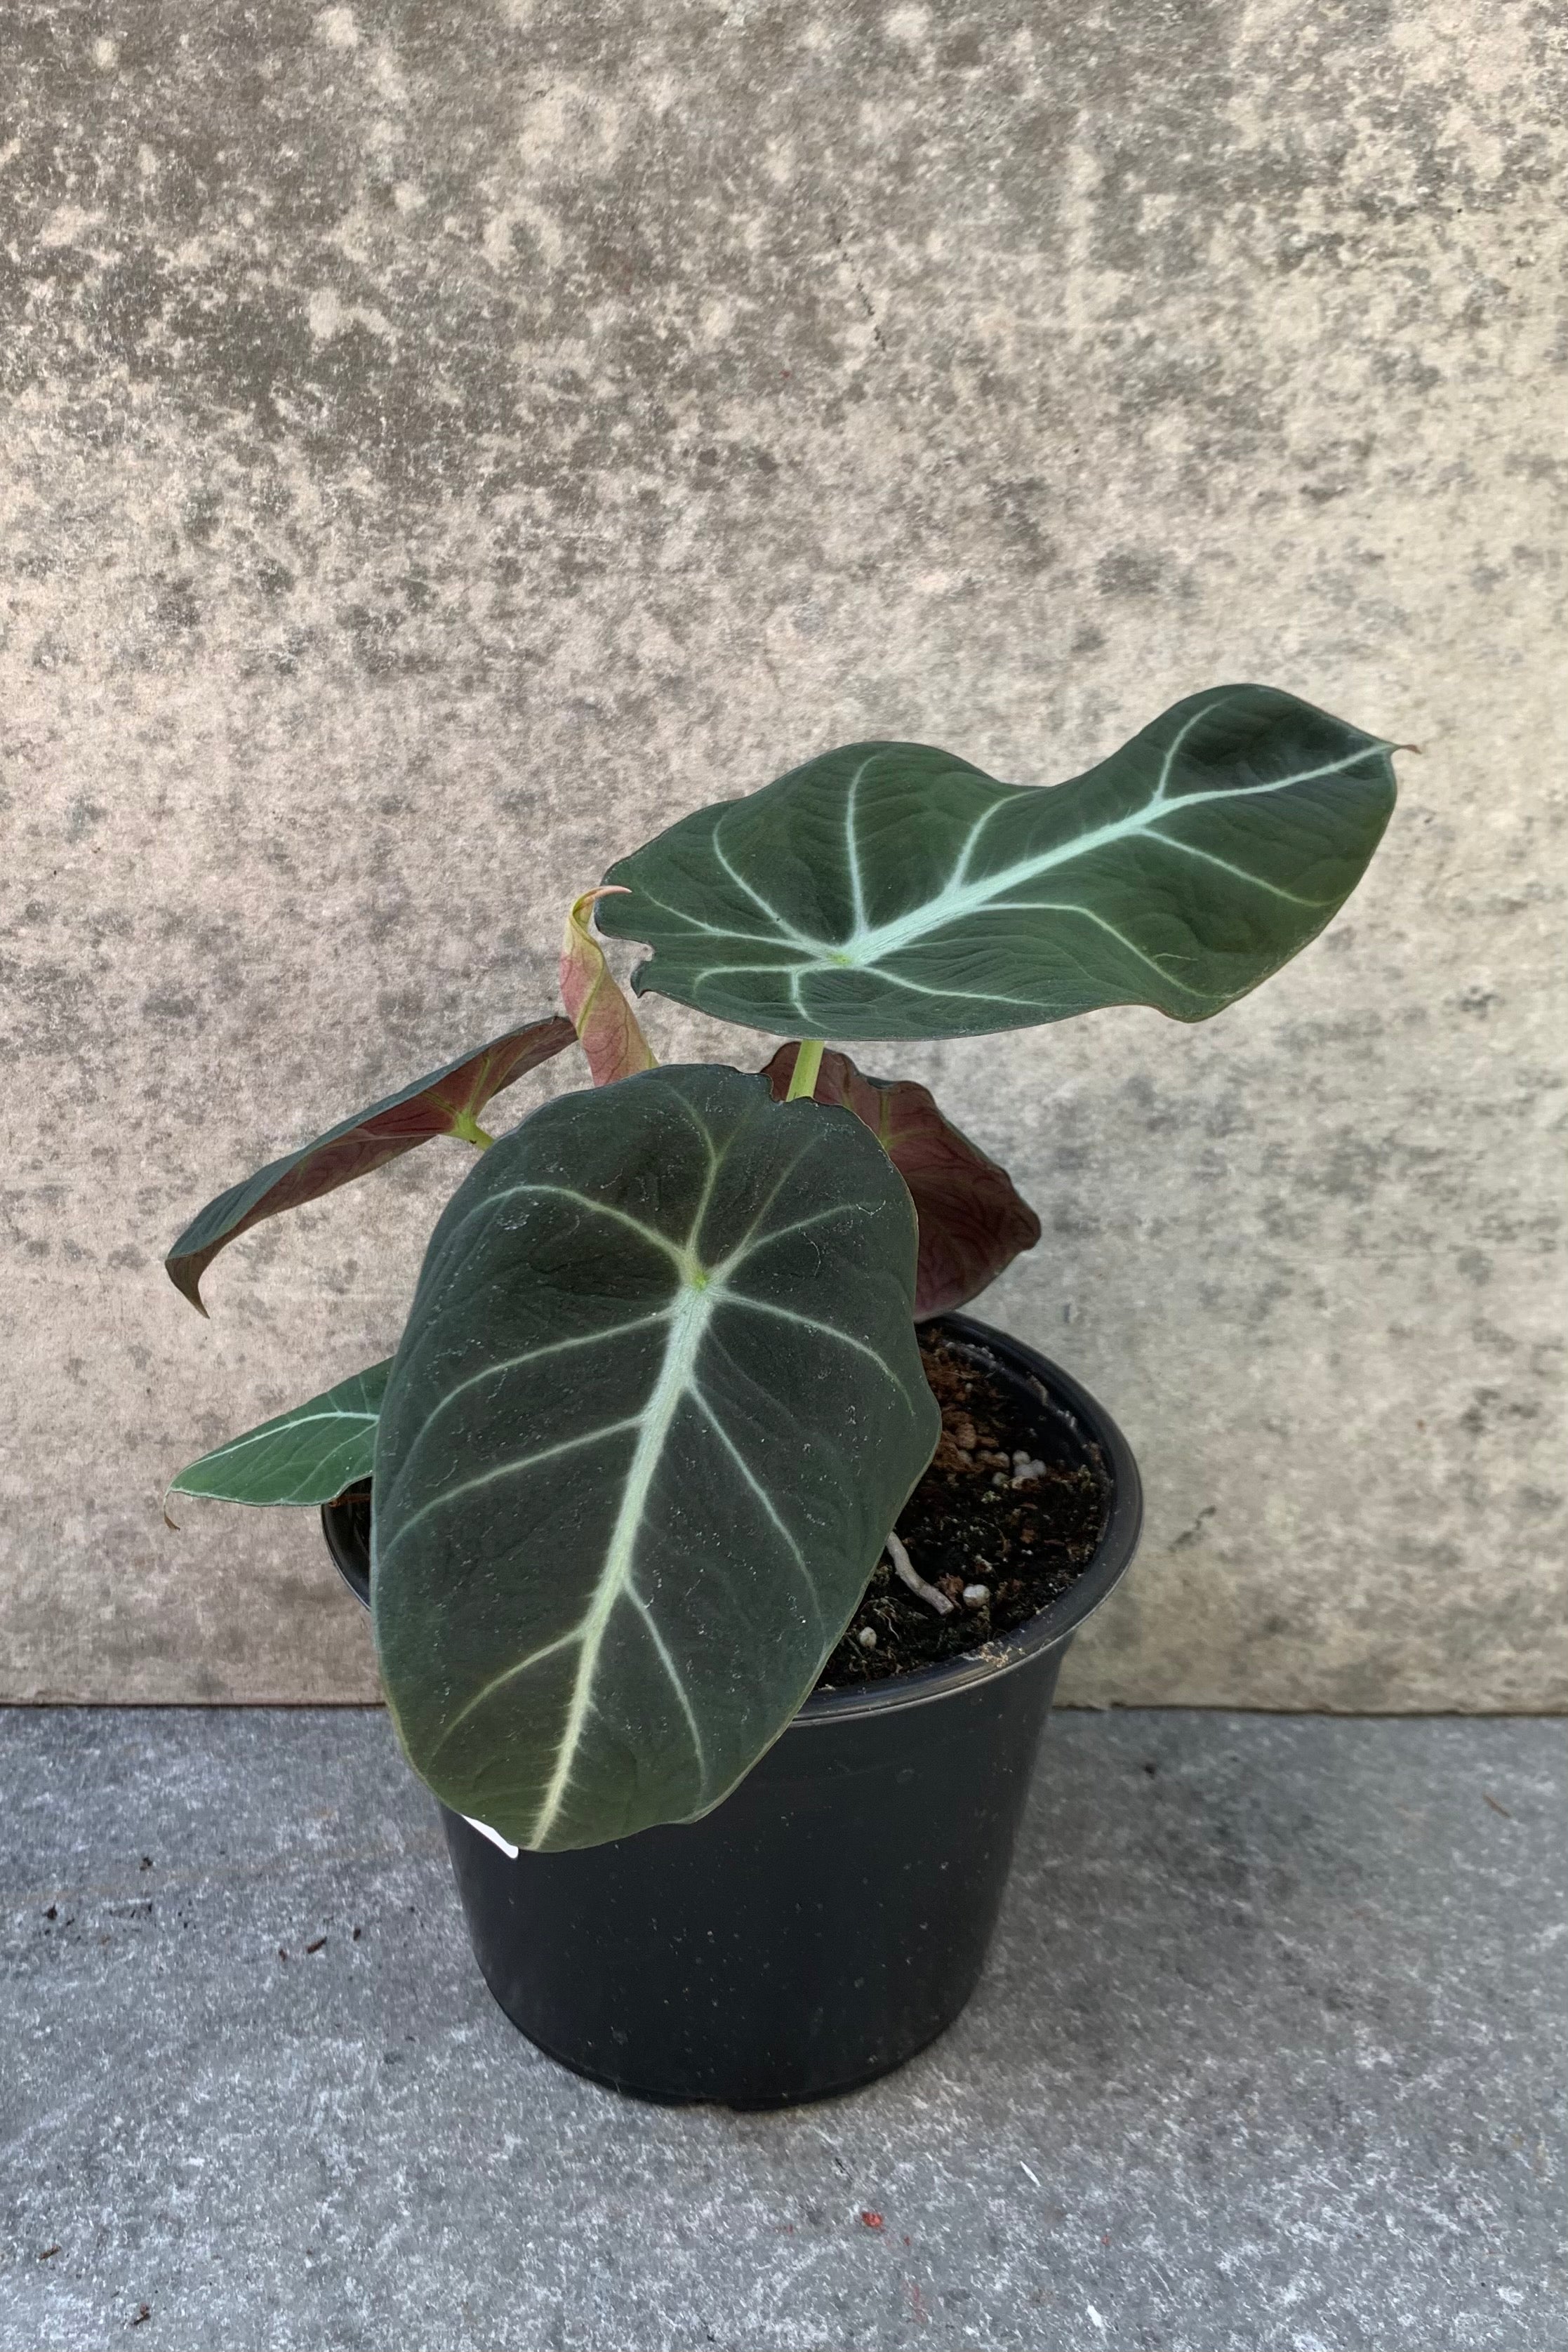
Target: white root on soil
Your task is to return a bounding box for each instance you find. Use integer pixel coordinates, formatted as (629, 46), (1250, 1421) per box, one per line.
(886, 1529), (954, 1616)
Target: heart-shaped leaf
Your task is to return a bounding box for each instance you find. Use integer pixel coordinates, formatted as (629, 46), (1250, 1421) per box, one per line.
(559, 886), (656, 1085)
(597, 686), (1397, 1039)
(372, 1064), (938, 1853)
(165, 1015), (576, 1312)
(760, 1044), (1039, 1318)
(168, 1362), (390, 1509)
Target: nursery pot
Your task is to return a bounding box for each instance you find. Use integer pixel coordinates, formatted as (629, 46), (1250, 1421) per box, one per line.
(323, 1311), (1141, 2108)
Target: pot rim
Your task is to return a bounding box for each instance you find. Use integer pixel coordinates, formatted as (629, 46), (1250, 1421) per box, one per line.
(321, 1309), (1142, 1722)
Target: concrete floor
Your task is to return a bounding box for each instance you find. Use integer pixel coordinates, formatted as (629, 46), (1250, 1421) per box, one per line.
(0, 1710), (1561, 2352)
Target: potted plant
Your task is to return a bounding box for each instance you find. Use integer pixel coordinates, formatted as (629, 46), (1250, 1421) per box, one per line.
(166, 684), (1396, 2106)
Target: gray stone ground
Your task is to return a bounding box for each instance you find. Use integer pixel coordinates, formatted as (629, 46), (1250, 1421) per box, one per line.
(1, 1708), (1561, 2352)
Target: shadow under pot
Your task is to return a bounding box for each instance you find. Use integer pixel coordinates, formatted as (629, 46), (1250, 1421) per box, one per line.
(323, 1310), (1142, 2109)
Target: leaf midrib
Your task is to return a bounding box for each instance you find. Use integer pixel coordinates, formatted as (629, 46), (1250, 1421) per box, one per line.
(526, 1273), (717, 1845)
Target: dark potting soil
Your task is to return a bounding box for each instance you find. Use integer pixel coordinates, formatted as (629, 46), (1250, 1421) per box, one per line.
(813, 1326), (1109, 1691)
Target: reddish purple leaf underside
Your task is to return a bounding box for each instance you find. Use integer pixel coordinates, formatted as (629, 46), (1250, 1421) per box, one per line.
(760, 1044), (1041, 1319)
(165, 1015), (577, 1311)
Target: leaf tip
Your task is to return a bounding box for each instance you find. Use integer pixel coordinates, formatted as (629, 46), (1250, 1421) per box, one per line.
(164, 1256), (210, 1316)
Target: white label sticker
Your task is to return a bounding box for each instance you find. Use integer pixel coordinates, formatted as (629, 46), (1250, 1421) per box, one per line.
(462, 1814), (519, 1860)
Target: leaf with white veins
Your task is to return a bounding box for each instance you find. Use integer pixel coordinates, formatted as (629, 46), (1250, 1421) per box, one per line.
(372, 1064), (938, 1852)
(168, 1362), (390, 1508)
(595, 686), (1397, 1039)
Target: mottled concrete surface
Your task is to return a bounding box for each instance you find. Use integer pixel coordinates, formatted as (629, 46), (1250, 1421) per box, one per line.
(1, 2), (1563, 1704)
(1, 1710), (1562, 2351)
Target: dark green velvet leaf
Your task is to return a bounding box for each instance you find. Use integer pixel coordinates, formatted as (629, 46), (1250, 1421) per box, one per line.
(597, 686), (1397, 1039)
(165, 1015), (576, 1311)
(372, 1065), (938, 1853)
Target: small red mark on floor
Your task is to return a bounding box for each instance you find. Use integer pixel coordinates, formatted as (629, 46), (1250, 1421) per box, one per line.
(861, 2210), (884, 2229)
(305, 1937), (326, 1955)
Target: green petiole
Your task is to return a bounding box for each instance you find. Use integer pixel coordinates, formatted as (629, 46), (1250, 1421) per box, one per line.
(785, 1039), (825, 1102)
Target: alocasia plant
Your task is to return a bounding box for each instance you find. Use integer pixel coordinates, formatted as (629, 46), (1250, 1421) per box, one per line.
(167, 684), (1397, 1850)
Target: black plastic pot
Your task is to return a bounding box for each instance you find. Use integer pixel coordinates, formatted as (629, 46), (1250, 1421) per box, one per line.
(323, 1311), (1141, 2108)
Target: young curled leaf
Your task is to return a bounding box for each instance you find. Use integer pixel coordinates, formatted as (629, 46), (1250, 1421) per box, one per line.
(165, 1016), (576, 1313)
(560, 887), (656, 1086)
(761, 1044), (1040, 1319)
(168, 1362), (390, 1509)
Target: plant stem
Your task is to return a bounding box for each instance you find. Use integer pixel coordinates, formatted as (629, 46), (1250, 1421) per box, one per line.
(785, 1038), (825, 1101)
(451, 1112), (496, 1151)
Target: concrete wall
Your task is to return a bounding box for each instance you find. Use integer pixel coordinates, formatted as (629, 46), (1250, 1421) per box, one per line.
(3, 0), (1562, 1710)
